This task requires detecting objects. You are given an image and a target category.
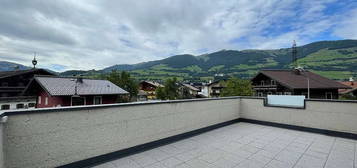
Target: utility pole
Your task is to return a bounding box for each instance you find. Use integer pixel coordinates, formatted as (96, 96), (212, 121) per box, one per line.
(292, 40), (298, 68)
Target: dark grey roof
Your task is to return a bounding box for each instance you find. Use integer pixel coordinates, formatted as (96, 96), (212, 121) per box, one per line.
(253, 69), (351, 89)
(140, 81), (164, 87)
(182, 83), (200, 91)
(0, 69), (55, 79)
(34, 76), (128, 96)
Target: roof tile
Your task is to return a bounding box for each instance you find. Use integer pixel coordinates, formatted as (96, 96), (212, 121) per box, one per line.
(258, 70), (350, 89)
(35, 76), (128, 96)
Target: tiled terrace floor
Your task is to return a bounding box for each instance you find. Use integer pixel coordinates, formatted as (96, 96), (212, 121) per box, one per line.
(93, 123), (357, 168)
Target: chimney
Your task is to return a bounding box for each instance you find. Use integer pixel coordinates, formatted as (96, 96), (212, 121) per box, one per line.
(293, 66), (305, 75)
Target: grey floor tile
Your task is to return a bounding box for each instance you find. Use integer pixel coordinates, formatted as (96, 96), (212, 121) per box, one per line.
(295, 155), (325, 168)
(212, 158), (240, 168)
(130, 154), (158, 167)
(186, 158), (215, 168)
(144, 162), (167, 168)
(264, 159), (293, 168)
(92, 162), (116, 168)
(89, 123), (356, 168)
(174, 163), (192, 168)
(235, 159), (265, 168)
(274, 149), (302, 166)
(160, 157), (183, 168)
(111, 158), (141, 168)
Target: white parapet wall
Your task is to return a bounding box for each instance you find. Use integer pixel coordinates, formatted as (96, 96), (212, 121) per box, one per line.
(3, 97), (357, 168)
(240, 98), (357, 134)
(2, 98), (239, 168)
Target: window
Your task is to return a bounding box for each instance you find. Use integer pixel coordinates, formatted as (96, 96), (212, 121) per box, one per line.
(28, 103), (36, 108)
(326, 92), (333, 99)
(267, 95), (305, 108)
(267, 92), (272, 95)
(271, 80), (276, 85)
(71, 97), (86, 106)
(38, 96), (41, 104)
(257, 92), (264, 97)
(16, 104), (24, 109)
(45, 97), (48, 105)
(260, 80), (265, 86)
(1, 104), (10, 110)
(93, 96), (102, 105)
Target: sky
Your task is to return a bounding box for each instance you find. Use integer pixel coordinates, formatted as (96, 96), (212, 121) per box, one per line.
(0, 0), (357, 72)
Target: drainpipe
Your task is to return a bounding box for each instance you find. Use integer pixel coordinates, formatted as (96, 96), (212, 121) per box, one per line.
(307, 77), (310, 99)
(0, 115), (7, 168)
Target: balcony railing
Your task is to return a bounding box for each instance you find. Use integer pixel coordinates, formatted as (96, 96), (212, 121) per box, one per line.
(253, 84), (277, 88)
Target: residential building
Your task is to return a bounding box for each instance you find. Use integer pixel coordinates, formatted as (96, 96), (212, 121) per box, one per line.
(2, 96), (357, 168)
(0, 68), (55, 111)
(192, 82), (209, 98)
(339, 77), (357, 98)
(0, 96), (36, 111)
(251, 69), (351, 99)
(179, 83), (200, 99)
(137, 90), (148, 101)
(23, 76), (128, 108)
(139, 81), (163, 100)
(0, 68), (55, 97)
(207, 80), (226, 98)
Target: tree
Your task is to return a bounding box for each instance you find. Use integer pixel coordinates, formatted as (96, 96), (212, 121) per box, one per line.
(220, 77), (254, 97)
(155, 77), (179, 100)
(179, 86), (193, 99)
(156, 87), (166, 100)
(106, 70), (138, 101)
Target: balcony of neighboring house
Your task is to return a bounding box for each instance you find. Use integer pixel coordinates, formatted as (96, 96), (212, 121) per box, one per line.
(0, 97), (357, 168)
(253, 80), (278, 90)
(0, 86), (26, 92)
(0, 82), (27, 96)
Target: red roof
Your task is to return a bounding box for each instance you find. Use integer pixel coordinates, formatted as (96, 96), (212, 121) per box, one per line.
(339, 81), (357, 88)
(339, 81), (357, 94)
(254, 69), (351, 89)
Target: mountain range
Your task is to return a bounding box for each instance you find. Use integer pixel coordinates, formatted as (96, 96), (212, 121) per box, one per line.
(1, 39), (357, 81)
(0, 61), (30, 71)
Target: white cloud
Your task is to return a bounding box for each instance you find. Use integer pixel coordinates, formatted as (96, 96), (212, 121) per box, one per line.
(0, 0), (355, 71)
(333, 9), (357, 39)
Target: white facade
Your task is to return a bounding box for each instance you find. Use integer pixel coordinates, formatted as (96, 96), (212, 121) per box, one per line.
(0, 98), (36, 111)
(198, 85), (209, 97)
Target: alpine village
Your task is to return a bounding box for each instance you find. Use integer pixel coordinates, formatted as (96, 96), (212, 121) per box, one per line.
(0, 40), (356, 111)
